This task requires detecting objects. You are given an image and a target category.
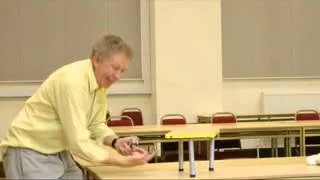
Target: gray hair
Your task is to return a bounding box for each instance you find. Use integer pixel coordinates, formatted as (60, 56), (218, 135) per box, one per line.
(91, 34), (133, 61)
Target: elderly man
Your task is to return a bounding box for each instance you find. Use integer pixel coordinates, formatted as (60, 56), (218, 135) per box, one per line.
(0, 35), (155, 179)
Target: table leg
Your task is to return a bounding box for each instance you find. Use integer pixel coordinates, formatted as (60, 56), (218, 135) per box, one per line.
(300, 128), (305, 156)
(154, 143), (158, 163)
(275, 138), (278, 157)
(206, 140), (210, 160)
(288, 137), (292, 157)
(284, 137), (288, 156)
(271, 138), (275, 157)
(209, 138), (215, 171)
(188, 140), (196, 178)
(178, 140), (184, 171)
(285, 135), (292, 157)
(271, 138), (279, 157)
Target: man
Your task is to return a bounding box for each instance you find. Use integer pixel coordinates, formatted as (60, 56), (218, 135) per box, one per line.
(0, 34), (155, 179)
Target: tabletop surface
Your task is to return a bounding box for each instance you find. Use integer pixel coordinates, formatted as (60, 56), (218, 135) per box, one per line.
(110, 124), (185, 135)
(87, 157), (320, 179)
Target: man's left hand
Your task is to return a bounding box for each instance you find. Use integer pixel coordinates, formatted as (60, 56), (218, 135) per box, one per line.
(114, 136), (139, 155)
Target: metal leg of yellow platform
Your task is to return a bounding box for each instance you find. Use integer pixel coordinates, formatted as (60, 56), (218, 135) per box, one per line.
(209, 138), (215, 171)
(178, 140), (184, 171)
(188, 140), (196, 178)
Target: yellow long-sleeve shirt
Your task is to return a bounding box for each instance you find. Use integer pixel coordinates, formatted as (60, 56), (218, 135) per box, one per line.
(0, 59), (114, 162)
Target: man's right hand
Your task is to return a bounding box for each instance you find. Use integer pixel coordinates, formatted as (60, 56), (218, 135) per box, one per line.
(123, 147), (156, 166)
(100, 146), (156, 167)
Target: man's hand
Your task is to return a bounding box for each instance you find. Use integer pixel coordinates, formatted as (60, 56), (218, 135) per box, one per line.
(100, 146), (156, 167)
(123, 147), (156, 166)
(114, 136), (139, 155)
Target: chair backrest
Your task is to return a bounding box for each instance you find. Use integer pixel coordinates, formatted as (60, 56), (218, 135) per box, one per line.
(121, 107), (143, 126)
(160, 114), (187, 125)
(106, 115), (134, 127)
(295, 109), (320, 121)
(211, 112), (237, 124)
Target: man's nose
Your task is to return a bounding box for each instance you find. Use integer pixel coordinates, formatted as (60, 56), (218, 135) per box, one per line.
(114, 71), (121, 81)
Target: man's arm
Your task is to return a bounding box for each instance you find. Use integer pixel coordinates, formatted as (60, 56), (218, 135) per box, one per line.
(88, 118), (118, 146)
(55, 81), (110, 163)
(103, 135), (118, 147)
(89, 120), (135, 155)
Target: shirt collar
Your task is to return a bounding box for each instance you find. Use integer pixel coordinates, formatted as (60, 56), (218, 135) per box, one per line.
(88, 59), (99, 93)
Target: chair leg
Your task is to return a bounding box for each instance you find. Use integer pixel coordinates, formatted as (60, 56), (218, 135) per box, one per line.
(256, 145), (260, 158)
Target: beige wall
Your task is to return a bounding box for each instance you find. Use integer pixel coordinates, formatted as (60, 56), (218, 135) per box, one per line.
(107, 95), (153, 124)
(223, 79), (320, 114)
(152, 0), (223, 124)
(0, 0), (223, 136)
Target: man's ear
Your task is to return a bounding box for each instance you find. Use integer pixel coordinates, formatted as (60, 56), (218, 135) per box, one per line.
(91, 56), (100, 68)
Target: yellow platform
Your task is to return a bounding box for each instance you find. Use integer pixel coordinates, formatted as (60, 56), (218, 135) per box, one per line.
(165, 124), (219, 139)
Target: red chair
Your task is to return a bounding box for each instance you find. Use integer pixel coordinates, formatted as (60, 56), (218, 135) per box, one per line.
(160, 114), (188, 161)
(161, 114), (187, 125)
(295, 109), (320, 121)
(121, 108), (144, 126)
(211, 112), (237, 123)
(106, 115), (134, 127)
(211, 112), (241, 150)
(295, 109), (320, 154)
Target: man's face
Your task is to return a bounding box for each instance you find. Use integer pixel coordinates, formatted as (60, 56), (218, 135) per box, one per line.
(92, 53), (130, 88)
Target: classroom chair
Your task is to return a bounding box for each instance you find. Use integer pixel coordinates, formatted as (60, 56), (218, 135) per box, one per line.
(211, 112), (241, 150)
(160, 114), (189, 162)
(295, 109), (320, 121)
(106, 115), (155, 158)
(121, 107), (144, 126)
(295, 109), (320, 154)
(211, 112), (257, 159)
(161, 114), (187, 125)
(120, 109), (156, 158)
(106, 115), (134, 127)
(211, 112), (237, 124)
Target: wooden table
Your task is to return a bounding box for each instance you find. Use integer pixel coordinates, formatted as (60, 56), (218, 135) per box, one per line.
(111, 122), (301, 140)
(74, 121), (320, 179)
(86, 157), (320, 179)
(111, 121), (320, 157)
(288, 120), (320, 156)
(72, 146), (119, 179)
(198, 113), (295, 123)
(212, 121), (303, 157)
(111, 122), (302, 157)
(164, 125), (219, 177)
